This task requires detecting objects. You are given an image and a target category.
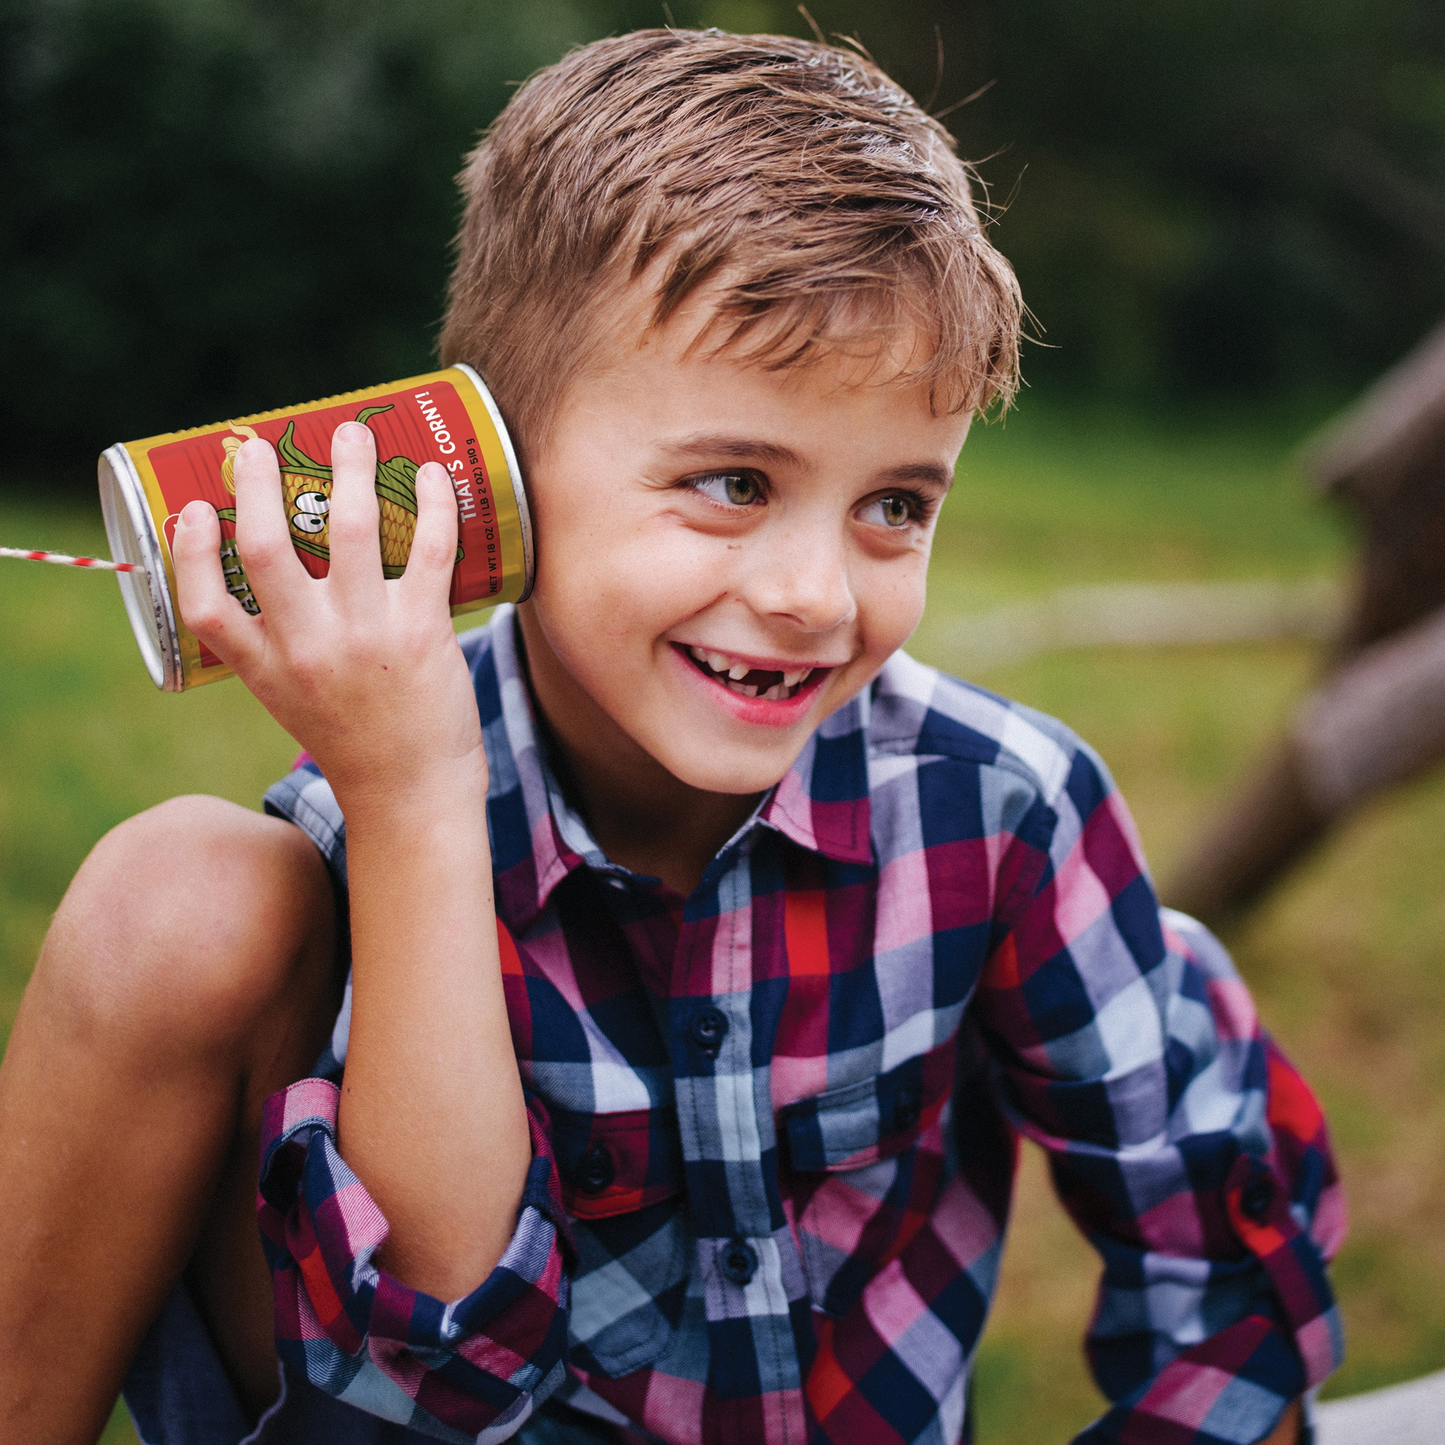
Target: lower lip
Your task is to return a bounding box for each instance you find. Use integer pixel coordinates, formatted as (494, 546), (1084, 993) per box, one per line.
(668, 645), (832, 727)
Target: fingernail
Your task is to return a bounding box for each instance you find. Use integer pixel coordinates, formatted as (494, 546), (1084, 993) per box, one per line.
(339, 421), (370, 441)
(178, 500), (210, 527)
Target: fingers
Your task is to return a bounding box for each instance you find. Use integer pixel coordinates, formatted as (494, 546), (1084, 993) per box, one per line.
(173, 500), (262, 671)
(325, 422), (383, 605)
(400, 462), (460, 609)
(233, 437), (310, 619)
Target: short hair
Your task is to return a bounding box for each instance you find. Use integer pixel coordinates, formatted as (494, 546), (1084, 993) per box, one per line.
(440, 29), (1022, 460)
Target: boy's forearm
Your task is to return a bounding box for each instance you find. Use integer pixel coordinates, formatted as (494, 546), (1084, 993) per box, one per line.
(336, 760), (531, 1301)
(1263, 1400), (1302, 1445)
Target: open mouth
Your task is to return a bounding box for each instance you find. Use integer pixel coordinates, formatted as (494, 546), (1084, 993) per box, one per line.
(683, 645), (819, 702)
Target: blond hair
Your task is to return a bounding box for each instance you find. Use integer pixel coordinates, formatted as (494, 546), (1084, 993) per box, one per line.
(440, 29), (1021, 459)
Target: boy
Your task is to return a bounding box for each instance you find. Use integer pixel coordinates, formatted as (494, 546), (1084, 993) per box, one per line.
(0, 29), (1341, 1445)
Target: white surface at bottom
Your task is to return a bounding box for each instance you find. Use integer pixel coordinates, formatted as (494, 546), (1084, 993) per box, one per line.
(1314, 1369), (1445, 1443)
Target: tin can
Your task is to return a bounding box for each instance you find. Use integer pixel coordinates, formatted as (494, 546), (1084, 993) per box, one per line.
(98, 363), (532, 692)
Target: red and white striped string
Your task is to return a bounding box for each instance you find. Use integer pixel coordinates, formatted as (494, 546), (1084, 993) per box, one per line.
(0, 546), (143, 573)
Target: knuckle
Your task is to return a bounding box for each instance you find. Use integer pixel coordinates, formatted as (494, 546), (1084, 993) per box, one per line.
(283, 648), (329, 692)
(178, 595), (227, 639)
(414, 532), (456, 570)
(236, 533), (287, 572)
(327, 511), (378, 546)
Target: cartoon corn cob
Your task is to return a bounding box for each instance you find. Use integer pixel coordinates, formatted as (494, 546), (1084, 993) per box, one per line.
(215, 406), (454, 610)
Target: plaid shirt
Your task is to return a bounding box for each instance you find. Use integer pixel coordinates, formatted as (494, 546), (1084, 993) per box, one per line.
(259, 606), (1344, 1445)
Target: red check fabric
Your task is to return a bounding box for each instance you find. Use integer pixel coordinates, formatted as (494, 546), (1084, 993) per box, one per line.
(259, 606), (1344, 1445)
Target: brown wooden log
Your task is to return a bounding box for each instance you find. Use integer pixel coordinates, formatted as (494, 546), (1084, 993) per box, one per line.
(1306, 318), (1445, 657)
(1165, 603), (1445, 926)
(1167, 323), (1445, 926)
(1162, 739), (1327, 928)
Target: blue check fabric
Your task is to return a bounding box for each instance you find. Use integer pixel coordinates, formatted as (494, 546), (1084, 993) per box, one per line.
(258, 605), (1344, 1445)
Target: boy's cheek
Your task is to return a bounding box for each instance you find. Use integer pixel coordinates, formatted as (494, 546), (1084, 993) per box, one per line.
(864, 559), (931, 645)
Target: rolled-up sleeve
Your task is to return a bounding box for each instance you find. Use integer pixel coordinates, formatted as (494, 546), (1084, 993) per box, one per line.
(977, 743), (1345, 1445)
(257, 1079), (573, 1443)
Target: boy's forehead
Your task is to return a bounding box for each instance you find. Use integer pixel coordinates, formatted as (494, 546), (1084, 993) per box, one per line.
(548, 298), (970, 485)
(577, 270), (948, 417)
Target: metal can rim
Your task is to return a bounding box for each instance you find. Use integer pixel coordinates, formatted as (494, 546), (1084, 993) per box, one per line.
(450, 362), (534, 604)
(98, 443), (182, 691)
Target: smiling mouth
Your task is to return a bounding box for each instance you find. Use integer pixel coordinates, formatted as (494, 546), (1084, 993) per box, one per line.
(684, 645), (820, 702)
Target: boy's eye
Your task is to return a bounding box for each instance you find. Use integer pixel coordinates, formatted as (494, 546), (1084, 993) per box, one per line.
(859, 493), (924, 528)
(691, 471), (763, 508)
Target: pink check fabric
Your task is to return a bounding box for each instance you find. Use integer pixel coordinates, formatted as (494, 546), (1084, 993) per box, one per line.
(259, 606), (1344, 1445)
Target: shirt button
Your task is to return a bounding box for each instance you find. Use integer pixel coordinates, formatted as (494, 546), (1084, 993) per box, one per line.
(688, 1006), (729, 1059)
(720, 1237), (758, 1286)
(1240, 1174), (1275, 1222)
(576, 1144), (616, 1195)
(894, 1082), (922, 1131)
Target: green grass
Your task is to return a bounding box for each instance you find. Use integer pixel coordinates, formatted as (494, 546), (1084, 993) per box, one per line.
(0, 495), (300, 1050)
(6, 398), (1439, 1444)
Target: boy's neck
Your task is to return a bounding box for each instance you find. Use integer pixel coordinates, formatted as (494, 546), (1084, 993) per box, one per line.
(515, 610), (761, 896)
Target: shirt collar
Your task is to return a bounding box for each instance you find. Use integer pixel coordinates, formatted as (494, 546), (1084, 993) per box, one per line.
(757, 690), (874, 867)
(481, 608), (875, 932)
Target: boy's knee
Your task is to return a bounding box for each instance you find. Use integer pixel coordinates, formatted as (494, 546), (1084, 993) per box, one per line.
(36, 795), (336, 1061)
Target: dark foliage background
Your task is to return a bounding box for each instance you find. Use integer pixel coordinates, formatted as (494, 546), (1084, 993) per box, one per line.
(3, 0), (1443, 480)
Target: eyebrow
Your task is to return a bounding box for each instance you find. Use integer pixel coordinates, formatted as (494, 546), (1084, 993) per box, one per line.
(879, 462), (955, 492)
(657, 435), (955, 491)
(658, 435), (801, 468)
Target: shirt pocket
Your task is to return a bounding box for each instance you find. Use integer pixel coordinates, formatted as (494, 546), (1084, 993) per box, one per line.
(779, 1040), (955, 1318)
(550, 1105), (690, 1378)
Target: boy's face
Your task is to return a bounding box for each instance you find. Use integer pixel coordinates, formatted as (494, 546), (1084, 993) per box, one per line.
(516, 300), (972, 801)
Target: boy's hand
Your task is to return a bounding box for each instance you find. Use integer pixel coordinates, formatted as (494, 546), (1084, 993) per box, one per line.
(172, 422), (486, 805)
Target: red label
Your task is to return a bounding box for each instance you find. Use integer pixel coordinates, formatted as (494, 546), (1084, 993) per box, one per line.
(145, 380), (503, 617)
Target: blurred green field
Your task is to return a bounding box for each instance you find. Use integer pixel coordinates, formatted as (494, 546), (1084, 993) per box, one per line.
(2, 402), (1440, 1443)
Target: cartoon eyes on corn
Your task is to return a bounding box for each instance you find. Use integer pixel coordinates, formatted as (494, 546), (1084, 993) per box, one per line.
(291, 492), (329, 534)
(213, 405), (461, 611)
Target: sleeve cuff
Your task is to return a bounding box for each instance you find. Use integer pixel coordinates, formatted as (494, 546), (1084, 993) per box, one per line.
(257, 1077), (571, 1439)
(1075, 1314), (1306, 1443)
(1224, 1151), (1345, 1391)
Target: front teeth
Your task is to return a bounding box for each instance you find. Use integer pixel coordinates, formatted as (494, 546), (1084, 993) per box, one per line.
(687, 645), (815, 700)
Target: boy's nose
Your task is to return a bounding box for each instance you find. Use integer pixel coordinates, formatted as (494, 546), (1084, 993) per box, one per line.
(741, 525), (857, 634)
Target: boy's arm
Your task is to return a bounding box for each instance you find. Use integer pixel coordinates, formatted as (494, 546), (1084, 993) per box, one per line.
(974, 740), (1342, 1445)
(339, 764), (525, 1296)
(1265, 1401), (1303, 1445)
(175, 425), (570, 1433)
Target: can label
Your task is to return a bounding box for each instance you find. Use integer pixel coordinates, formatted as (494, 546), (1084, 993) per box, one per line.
(114, 366), (528, 690)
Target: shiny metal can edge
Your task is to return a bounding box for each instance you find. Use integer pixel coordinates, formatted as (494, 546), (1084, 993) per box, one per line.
(98, 442), (183, 692)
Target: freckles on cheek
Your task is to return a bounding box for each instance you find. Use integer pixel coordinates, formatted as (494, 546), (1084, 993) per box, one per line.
(875, 563), (929, 633)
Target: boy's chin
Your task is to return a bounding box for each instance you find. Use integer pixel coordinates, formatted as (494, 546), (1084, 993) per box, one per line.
(640, 731), (809, 798)
(658, 752), (799, 798)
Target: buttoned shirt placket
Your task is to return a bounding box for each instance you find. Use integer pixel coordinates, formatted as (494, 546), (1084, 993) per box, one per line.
(519, 630), (813, 1436)
(672, 832), (808, 1442)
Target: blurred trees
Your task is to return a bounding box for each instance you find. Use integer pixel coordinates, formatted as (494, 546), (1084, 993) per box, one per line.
(2, 0), (1443, 479)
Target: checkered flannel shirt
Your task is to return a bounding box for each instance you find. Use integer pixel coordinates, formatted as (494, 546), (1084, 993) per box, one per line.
(259, 605), (1344, 1445)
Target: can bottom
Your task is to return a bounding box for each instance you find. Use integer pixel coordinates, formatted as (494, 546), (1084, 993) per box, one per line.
(98, 446), (180, 691)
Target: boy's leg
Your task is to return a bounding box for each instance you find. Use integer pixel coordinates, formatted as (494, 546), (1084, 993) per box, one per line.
(0, 795), (341, 1444)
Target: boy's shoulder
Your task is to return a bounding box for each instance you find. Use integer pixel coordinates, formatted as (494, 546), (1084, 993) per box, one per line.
(865, 648), (1108, 815)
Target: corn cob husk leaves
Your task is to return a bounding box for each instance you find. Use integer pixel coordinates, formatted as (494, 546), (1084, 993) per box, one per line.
(276, 408), (459, 578)
(213, 406), (461, 609)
